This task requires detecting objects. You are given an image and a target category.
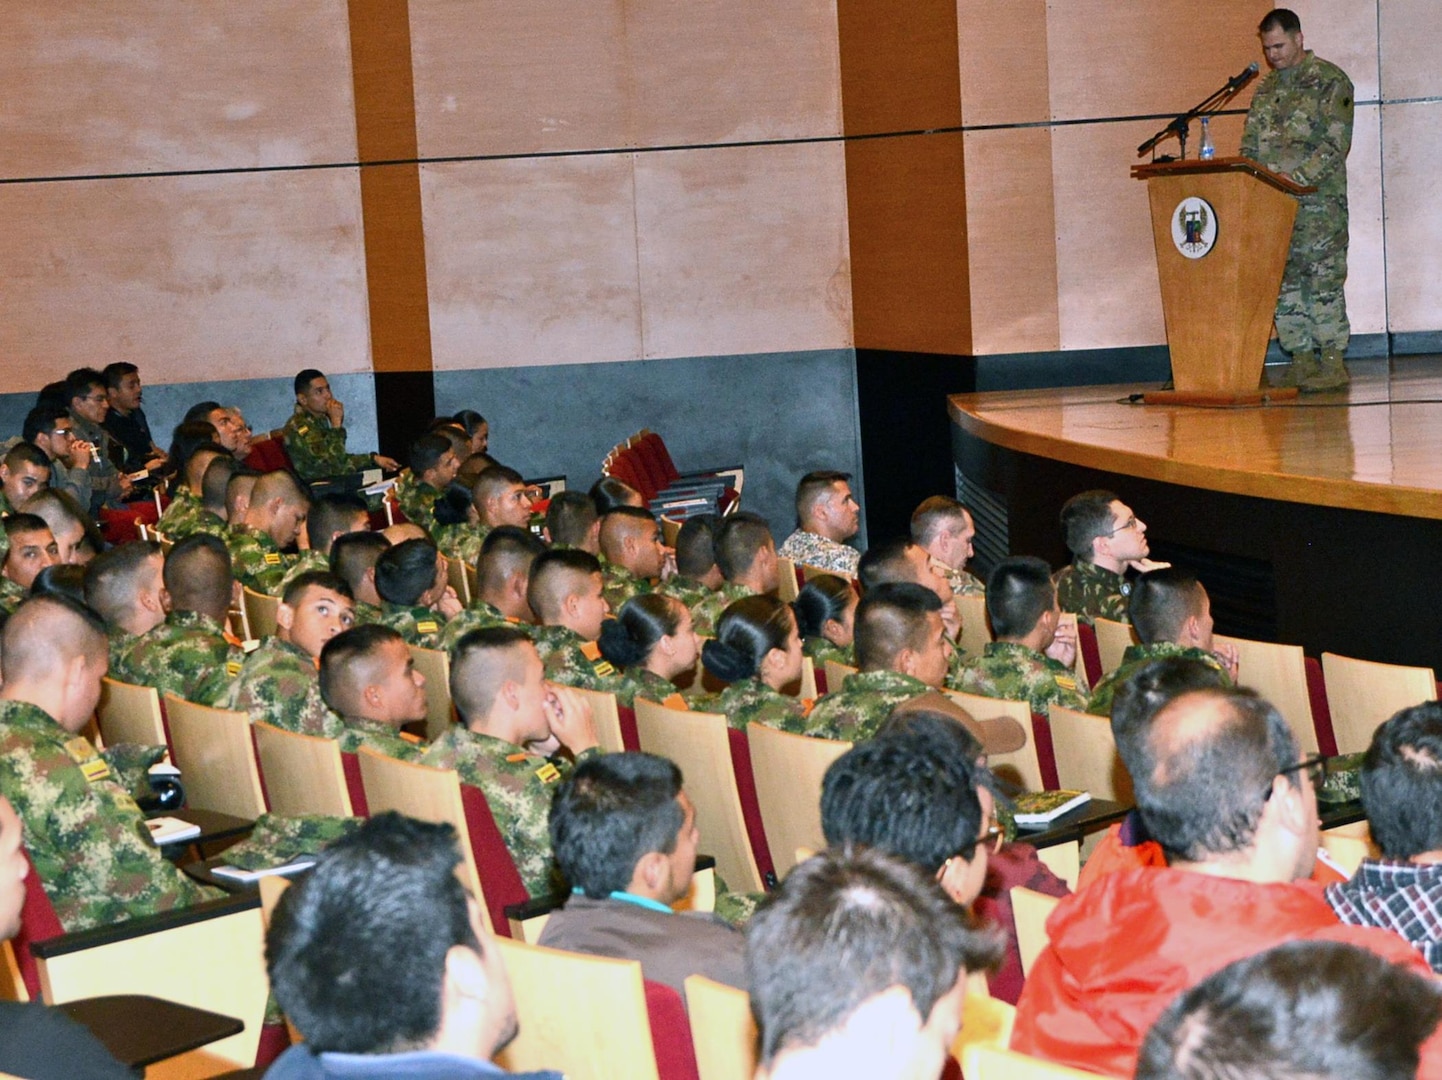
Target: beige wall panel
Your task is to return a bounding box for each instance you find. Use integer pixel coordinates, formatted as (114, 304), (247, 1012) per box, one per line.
(1379, 0), (1442, 100)
(956, 0), (1051, 127)
(408, 0), (631, 157)
(1381, 102), (1442, 333)
(0, 2), (356, 178)
(0, 171), (371, 390)
(1045, 3), (1260, 123)
(1285, 1), (1379, 101)
(634, 142), (852, 360)
(1344, 106), (1386, 336)
(421, 157), (642, 370)
(1052, 120), (1165, 350)
(627, 0), (841, 146)
(963, 128), (1060, 355)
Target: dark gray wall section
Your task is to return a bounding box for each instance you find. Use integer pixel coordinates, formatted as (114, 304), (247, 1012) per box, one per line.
(434, 349), (866, 547)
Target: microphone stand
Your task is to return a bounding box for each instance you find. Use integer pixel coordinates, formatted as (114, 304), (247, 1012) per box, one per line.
(1138, 70), (1255, 161)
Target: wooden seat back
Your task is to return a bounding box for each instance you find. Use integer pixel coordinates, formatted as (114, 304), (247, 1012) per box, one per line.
(746, 723), (850, 878)
(1093, 617), (1137, 675)
(1046, 705), (1130, 803)
(409, 644), (456, 744)
(822, 659), (857, 691)
(1011, 887), (1061, 978)
(571, 686), (627, 754)
(955, 593), (992, 661)
(1215, 633), (1317, 754)
(684, 975), (755, 1080)
(776, 556), (799, 602)
(1321, 651), (1438, 754)
(964, 1043), (1107, 1079)
(943, 688), (1041, 791)
(252, 722), (353, 817)
(163, 695), (267, 819)
(96, 677), (167, 750)
(446, 554), (472, 605)
(242, 585), (279, 640)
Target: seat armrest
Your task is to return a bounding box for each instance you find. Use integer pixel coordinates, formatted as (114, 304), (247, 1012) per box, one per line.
(29, 894), (260, 959)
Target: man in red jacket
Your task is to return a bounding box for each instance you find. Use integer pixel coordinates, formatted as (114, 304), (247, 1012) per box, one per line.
(1012, 660), (1437, 1078)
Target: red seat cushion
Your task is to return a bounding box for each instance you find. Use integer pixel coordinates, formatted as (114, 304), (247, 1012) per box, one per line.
(1031, 712), (1059, 792)
(341, 752), (369, 817)
(726, 728), (776, 886)
(458, 785), (532, 937)
(1305, 655), (1337, 757)
(1077, 621), (1102, 689)
(243, 437), (293, 474)
(645, 980), (700, 1080)
(618, 705), (641, 752)
(14, 850), (63, 999)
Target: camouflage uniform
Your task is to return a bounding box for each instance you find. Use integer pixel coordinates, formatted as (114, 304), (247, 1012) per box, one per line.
(281, 404), (372, 481)
(108, 629), (137, 674)
(156, 487), (202, 538)
(336, 717), (426, 761)
(1087, 641), (1233, 718)
(0, 700), (219, 931)
(352, 599), (384, 626)
(951, 641), (1089, 715)
(1053, 559), (1130, 625)
(278, 548), (329, 594)
(931, 555), (984, 598)
(0, 576), (27, 616)
(113, 610), (244, 707)
(692, 582), (755, 639)
(602, 564), (654, 613)
(611, 666), (683, 709)
(804, 669), (931, 743)
(227, 525), (294, 596)
(225, 636), (343, 737)
(440, 602), (531, 653)
(777, 529), (860, 577)
(803, 637), (854, 669)
(696, 677), (810, 734)
(656, 574), (712, 611)
(534, 625), (626, 694)
(0, 492), (14, 516)
(378, 602), (447, 650)
(1242, 51), (1354, 357)
(393, 471), (442, 534)
(421, 726), (602, 897)
(435, 522), (488, 568)
(181, 508), (230, 541)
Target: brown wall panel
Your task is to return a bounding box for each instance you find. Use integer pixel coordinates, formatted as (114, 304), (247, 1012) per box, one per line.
(0, 2), (356, 178)
(837, 0), (962, 135)
(1381, 102), (1442, 334)
(1345, 106), (1386, 336)
(845, 133), (970, 355)
(422, 156), (642, 370)
(1380, 0), (1442, 100)
(634, 142), (852, 360)
(956, 0), (1050, 127)
(963, 128), (1060, 355)
(408, 0), (630, 157)
(1290, 1), (1380, 102)
(0, 171), (371, 390)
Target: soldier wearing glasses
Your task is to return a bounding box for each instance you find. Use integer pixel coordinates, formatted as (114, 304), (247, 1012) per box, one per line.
(1053, 490), (1169, 625)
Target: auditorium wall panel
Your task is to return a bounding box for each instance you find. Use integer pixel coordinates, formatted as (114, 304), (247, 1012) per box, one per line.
(1290, 1), (1381, 102)
(1380, 101), (1442, 334)
(1345, 106), (1387, 337)
(1379, 0), (1442, 100)
(837, 0), (962, 136)
(955, 0), (1050, 127)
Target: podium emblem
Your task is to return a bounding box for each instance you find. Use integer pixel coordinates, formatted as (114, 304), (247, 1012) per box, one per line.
(1171, 197), (1217, 259)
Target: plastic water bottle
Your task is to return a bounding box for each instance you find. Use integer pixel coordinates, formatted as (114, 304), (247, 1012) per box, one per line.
(1199, 117), (1215, 160)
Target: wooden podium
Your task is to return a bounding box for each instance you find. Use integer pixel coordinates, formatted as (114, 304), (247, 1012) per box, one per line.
(1132, 157), (1312, 404)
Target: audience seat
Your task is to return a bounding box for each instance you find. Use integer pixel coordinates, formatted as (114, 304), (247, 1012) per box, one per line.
(1045, 706), (1130, 803)
(1011, 887), (1062, 978)
(252, 723), (355, 818)
(164, 696), (268, 819)
(1215, 633), (1318, 755)
(684, 975), (755, 1080)
(1304, 655), (1338, 756)
(746, 724), (850, 879)
(408, 645), (456, 744)
(1321, 651), (1438, 754)
(570, 687), (627, 755)
(243, 434), (293, 474)
(963, 1043), (1106, 1079)
(776, 556), (800, 603)
(241, 586), (279, 641)
(96, 677), (169, 753)
(955, 593), (992, 662)
(943, 689), (1044, 792)
(1075, 622), (1102, 688)
(1092, 617), (1137, 676)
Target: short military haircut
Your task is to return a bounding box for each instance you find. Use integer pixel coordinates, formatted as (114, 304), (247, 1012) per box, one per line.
(182, 401), (224, 425)
(1, 594), (108, 682)
(527, 548), (601, 623)
(64, 367), (107, 405)
(374, 539), (439, 606)
(471, 464), (525, 507)
(4, 441), (51, 473)
(4, 512), (50, 542)
(266, 812), (482, 1054)
(1060, 489), (1121, 559)
(82, 540), (161, 625)
(1129, 566), (1205, 645)
(282, 570), (354, 610)
(330, 530), (391, 594)
(910, 496), (971, 547)
(102, 361), (139, 388)
(477, 525), (545, 597)
(294, 369), (325, 396)
(545, 490), (598, 548)
(746, 845), (1001, 1064)
(713, 511), (773, 581)
(1258, 7), (1301, 34)
(598, 506), (657, 564)
(549, 752), (685, 897)
(589, 476), (641, 515)
(1137, 940), (1442, 1080)
(408, 431), (453, 478)
(200, 454), (240, 510)
(821, 727), (987, 872)
(164, 533), (234, 614)
(794, 470), (851, 523)
(673, 513), (720, 578)
(319, 623), (406, 717)
(1360, 701), (1442, 860)
(21, 404), (70, 445)
(985, 556), (1055, 639)
(856, 536), (920, 592)
(251, 468), (310, 510)
(853, 582), (942, 672)
(307, 494), (369, 555)
(450, 625), (533, 722)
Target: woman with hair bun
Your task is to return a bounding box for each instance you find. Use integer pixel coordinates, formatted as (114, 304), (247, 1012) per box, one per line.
(596, 593), (699, 707)
(697, 595), (809, 733)
(793, 573), (857, 668)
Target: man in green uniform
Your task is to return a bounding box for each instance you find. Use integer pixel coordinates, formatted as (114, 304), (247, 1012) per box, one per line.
(392, 432), (461, 536)
(691, 512), (779, 636)
(157, 442), (229, 541)
(0, 596), (218, 931)
(374, 538), (462, 649)
(436, 465), (535, 568)
(330, 530), (391, 626)
(1053, 490), (1169, 625)
(1242, 8), (1355, 392)
(226, 469), (310, 595)
(318, 625), (429, 760)
(82, 540), (167, 671)
(0, 515), (58, 616)
(113, 534), (245, 707)
(656, 514), (724, 611)
(598, 506), (667, 612)
(1087, 567), (1239, 718)
(857, 538), (966, 681)
(911, 496), (985, 598)
(0, 443), (51, 519)
(527, 549), (625, 694)
(542, 490), (601, 554)
(440, 526), (544, 652)
(953, 556), (1088, 714)
(422, 625), (600, 897)
(278, 493), (370, 595)
(282, 369), (399, 481)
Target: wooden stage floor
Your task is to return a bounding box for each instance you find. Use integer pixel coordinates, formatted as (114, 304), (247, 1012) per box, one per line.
(948, 356), (1442, 521)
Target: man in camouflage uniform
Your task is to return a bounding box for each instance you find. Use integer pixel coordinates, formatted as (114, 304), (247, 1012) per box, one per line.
(282, 369), (399, 481)
(226, 470), (310, 595)
(437, 464), (535, 569)
(82, 540), (168, 672)
(1053, 490), (1169, 625)
(691, 513), (779, 636)
(911, 496), (985, 598)
(1242, 8), (1355, 392)
(1086, 567), (1238, 718)
(156, 442), (228, 541)
(527, 548), (627, 694)
(0, 442), (52, 520)
(953, 557), (1089, 714)
(226, 571), (355, 736)
(0, 596), (219, 931)
(543, 490), (601, 554)
(113, 534), (245, 707)
(806, 583), (951, 742)
(318, 625), (429, 761)
(392, 432), (461, 535)
(278, 493), (370, 596)
(598, 506), (666, 612)
(440, 526), (544, 653)
(374, 538), (461, 649)
(0, 515), (58, 616)
(856, 538), (968, 685)
(330, 530), (391, 627)
(422, 626), (601, 897)
(776, 470), (862, 577)
(656, 514), (724, 611)
(180, 453), (237, 541)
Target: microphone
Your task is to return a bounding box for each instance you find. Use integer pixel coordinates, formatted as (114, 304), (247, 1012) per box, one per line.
(1228, 62), (1260, 90)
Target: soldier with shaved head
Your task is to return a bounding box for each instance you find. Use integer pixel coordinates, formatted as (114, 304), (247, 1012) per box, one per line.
(227, 469), (310, 595)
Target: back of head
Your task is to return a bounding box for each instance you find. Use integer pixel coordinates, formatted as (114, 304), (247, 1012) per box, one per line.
(1060, 489), (1119, 560)
(1361, 701), (1442, 860)
(674, 513), (720, 578)
(1129, 566), (1203, 645)
(548, 752), (684, 895)
(713, 512), (773, 582)
(746, 845), (1001, 1065)
(319, 623), (405, 717)
(590, 476), (641, 515)
(450, 625), (533, 724)
(21, 404), (69, 446)
(308, 494), (369, 555)
(599, 505), (658, 564)
(910, 496), (968, 547)
(853, 582), (941, 672)
(821, 726), (986, 872)
(792, 573), (853, 640)
(331, 530), (391, 594)
(477, 525), (545, 597)
(985, 556), (1054, 639)
(545, 490), (598, 549)
(408, 431), (452, 478)
(201, 454), (240, 511)
(702, 594), (791, 682)
(856, 537), (918, 592)
(226, 470), (259, 521)
(598, 593), (683, 670)
(82, 540), (162, 626)
(23, 486), (97, 548)
(1137, 940), (1441, 1080)
(168, 420), (221, 484)
(265, 812), (482, 1054)
(164, 533), (234, 616)
(374, 539), (439, 606)
(1, 594), (108, 684)
(1258, 7), (1301, 33)
(32, 564), (88, 606)
(527, 548), (601, 623)
(794, 470), (849, 526)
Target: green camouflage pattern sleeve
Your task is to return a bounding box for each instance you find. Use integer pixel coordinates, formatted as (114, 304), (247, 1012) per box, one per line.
(281, 407), (373, 481)
(950, 641), (1089, 714)
(336, 719), (427, 761)
(1086, 642), (1232, 718)
(435, 523), (487, 567)
(113, 610), (245, 707)
(700, 678), (811, 733)
(539, 627), (627, 694)
(803, 637), (854, 668)
(803, 670), (930, 742)
(279, 550), (330, 595)
(225, 637), (344, 737)
(602, 565), (653, 613)
(1053, 560), (1130, 625)
(655, 575), (712, 611)
(1242, 53), (1353, 196)
(0, 577), (28, 617)
(393, 472), (442, 534)
(378, 603), (448, 649)
(691, 582), (755, 639)
(156, 487), (202, 538)
(0, 701), (219, 931)
(227, 528), (294, 596)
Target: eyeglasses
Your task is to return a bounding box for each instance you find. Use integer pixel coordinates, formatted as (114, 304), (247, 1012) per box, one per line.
(1101, 515), (1141, 538)
(50, 428), (74, 439)
(1267, 754), (1327, 801)
(980, 819), (1006, 854)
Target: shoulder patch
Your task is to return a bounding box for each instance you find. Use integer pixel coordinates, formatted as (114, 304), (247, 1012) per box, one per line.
(580, 641), (602, 662)
(1055, 675), (1077, 691)
(226, 661), (243, 676)
(416, 620), (439, 636)
(79, 758), (112, 784)
(263, 552), (282, 565)
(535, 762), (561, 785)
